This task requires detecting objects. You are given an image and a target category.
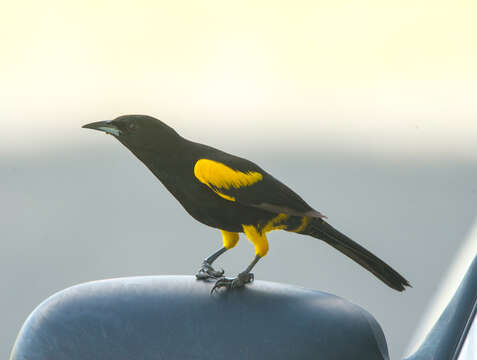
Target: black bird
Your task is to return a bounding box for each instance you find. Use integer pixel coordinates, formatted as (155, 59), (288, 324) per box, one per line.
(83, 115), (410, 292)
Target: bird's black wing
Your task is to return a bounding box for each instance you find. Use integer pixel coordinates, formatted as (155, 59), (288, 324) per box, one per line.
(193, 154), (325, 218)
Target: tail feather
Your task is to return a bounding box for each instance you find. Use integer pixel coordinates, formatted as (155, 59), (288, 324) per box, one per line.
(303, 218), (410, 292)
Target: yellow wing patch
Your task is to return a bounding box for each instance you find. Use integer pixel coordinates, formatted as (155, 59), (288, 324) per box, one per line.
(194, 159), (263, 201)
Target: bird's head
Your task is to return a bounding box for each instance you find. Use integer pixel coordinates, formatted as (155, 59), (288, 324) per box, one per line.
(82, 115), (181, 151)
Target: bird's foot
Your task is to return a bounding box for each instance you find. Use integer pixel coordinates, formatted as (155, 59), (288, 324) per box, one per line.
(196, 261), (225, 280)
(211, 272), (254, 293)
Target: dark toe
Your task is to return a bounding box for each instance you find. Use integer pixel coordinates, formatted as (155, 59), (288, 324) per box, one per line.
(196, 263), (225, 280)
(210, 278), (232, 294)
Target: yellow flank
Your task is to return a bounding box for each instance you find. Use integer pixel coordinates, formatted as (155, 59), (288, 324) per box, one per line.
(194, 159), (263, 201)
(242, 213), (289, 257)
(221, 230), (239, 249)
(262, 213), (289, 232)
(290, 216), (311, 233)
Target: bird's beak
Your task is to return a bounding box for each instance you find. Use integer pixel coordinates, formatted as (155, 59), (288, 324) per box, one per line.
(82, 121), (121, 137)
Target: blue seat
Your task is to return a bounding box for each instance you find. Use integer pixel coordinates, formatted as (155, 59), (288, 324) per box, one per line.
(10, 276), (389, 360)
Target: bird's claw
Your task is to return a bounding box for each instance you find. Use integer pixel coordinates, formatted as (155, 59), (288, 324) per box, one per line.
(210, 272), (254, 293)
(196, 261), (225, 280)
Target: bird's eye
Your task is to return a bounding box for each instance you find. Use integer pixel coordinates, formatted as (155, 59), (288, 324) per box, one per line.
(128, 123), (136, 131)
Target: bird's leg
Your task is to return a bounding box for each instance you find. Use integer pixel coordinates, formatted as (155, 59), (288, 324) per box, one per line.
(196, 247), (227, 280)
(211, 255), (261, 292)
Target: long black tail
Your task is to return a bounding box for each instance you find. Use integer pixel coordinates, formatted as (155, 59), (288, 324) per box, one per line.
(302, 218), (410, 292)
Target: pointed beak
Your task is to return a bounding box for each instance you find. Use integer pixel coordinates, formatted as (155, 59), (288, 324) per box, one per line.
(82, 121), (121, 137)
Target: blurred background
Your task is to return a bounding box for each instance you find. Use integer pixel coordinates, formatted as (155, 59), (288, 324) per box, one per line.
(2, 1), (476, 358)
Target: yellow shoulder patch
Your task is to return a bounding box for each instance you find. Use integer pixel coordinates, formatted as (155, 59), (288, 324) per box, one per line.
(194, 159), (263, 201)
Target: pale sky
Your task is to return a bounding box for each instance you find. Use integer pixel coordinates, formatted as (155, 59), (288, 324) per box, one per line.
(1, 1), (476, 159)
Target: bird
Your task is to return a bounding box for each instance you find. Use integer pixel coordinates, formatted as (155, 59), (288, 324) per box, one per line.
(83, 115), (410, 292)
